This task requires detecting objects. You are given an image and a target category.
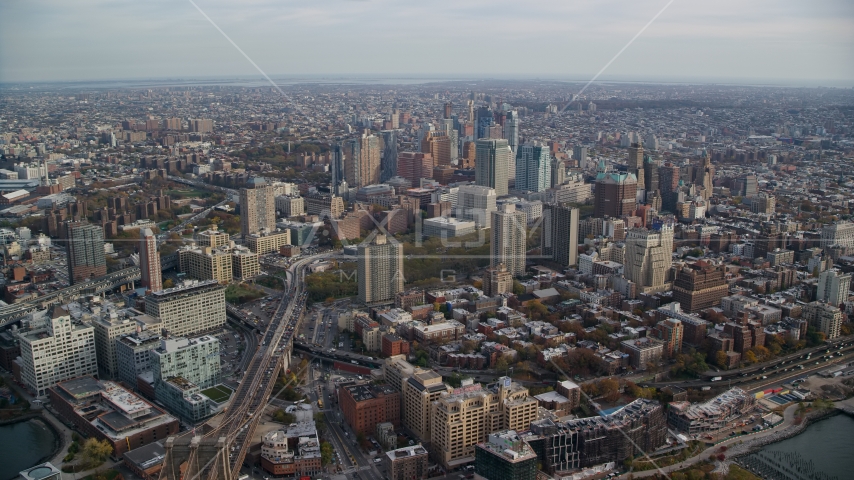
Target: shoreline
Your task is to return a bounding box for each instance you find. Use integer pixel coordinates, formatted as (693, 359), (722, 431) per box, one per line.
(730, 408), (839, 460)
(0, 414), (64, 478)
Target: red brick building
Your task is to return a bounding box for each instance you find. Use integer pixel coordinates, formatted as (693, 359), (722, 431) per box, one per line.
(338, 384), (400, 436)
(381, 334), (410, 357)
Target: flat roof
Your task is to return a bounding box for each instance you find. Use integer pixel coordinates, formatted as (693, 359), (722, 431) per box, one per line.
(57, 376), (102, 399)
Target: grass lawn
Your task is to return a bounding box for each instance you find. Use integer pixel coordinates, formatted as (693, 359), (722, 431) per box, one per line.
(201, 385), (233, 403)
(225, 283), (265, 304)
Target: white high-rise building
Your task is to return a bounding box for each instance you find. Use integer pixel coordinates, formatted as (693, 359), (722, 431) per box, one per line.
(817, 269), (852, 307)
(455, 185), (497, 229)
(515, 144), (551, 193)
(624, 226), (674, 294)
(504, 111), (520, 178)
(821, 222), (854, 253)
(491, 204), (527, 277)
(17, 306), (98, 396)
(240, 177), (277, 238)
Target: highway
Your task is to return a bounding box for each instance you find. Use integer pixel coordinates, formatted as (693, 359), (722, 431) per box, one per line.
(199, 251), (337, 479)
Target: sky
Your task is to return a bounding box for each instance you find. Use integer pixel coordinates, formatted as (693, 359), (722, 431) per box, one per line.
(1, 0), (853, 86)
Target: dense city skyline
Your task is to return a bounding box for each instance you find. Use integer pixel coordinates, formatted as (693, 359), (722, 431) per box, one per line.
(1, 0), (853, 85)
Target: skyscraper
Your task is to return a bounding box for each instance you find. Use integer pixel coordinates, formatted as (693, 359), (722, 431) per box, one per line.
(491, 204), (527, 277)
(475, 138), (510, 196)
(593, 165), (637, 218)
(624, 226), (674, 293)
(504, 110), (519, 154)
(542, 204), (579, 267)
(139, 228), (162, 292)
(476, 106), (494, 139)
(240, 177), (276, 237)
(344, 131), (382, 188)
(697, 152), (714, 201)
(331, 143), (345, 196)
(421, 131), (451, 167)
(358, 234), (404, 304)
(381, 130), (398, 182)
(456, 185), (497, 229)
(515, 144), (551, 192)
(658, 163), (680, 213)
(66, 222), (107, 284)
(627, 143), (644, 201)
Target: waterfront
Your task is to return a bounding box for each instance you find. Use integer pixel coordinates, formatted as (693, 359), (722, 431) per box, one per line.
(748, 414), (854, 480)
(0, 419), (58, 480)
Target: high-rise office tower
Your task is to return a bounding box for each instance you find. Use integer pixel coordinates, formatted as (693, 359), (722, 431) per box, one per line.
(140, 228), (162, 292)
(402, 369), (451, 443)
(444, 102), (453, 119)
(643, 156), (660, 194)
(421, 131), (451, 167)
(344, 138), (362, 188)
(491, 204), (527, 277)
(593, 166), (637, 218)
(475, 139), (510, 196)
(658, 163), (680, 213)
(627, 143), (644, 201)
(467, 100), (475, 123)
(331, 143), (345, 196)
(817, 269), (852, 307)
(240, 177), (276, 237)
(476, 106), (494, 139)
(573, 145), (587, 164)
(515, 144), (551, 192)
(624, 226), (674, 293)
(381, 130), (398, 182)
(66, 222), (107, 284)
(483, 263), (513, 297)
(551, 158), (566, 188)
(358, 234), (404, 305)
(504, 110), (519, 154)
(542, 204), (579, 267)
(441, 119), (459, 165)
(696, 152), (714, 201)
(144, 280), (226, 337)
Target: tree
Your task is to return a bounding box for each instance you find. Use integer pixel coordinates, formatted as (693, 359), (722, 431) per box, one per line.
(82, 438), (113, 467)
(163, 278), (175, 289)
(744, 350), (758, 364)
(599, 378), (621, 403)
(715, 350), (729, 369)
(494, 357), (509, 374)
(320, 441), (334, 465)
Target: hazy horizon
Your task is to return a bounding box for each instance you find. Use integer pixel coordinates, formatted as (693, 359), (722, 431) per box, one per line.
(2, 0), (852, 87)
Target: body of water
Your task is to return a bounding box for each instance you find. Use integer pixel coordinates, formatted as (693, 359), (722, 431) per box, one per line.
(747, 413), (854, 480)
(0, 419), (58, 480)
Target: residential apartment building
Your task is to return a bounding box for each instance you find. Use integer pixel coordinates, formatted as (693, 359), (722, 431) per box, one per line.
(491, 204), (527, 277)
(139, 228), (162, 292)
(66, 222), (107, 284)
(384, 445), (429, 480)
(672, 262), (728, 313)
(620, 337), (664, 370)
(144, 280), (226, 337)
(232, 246), (261, 280)
(357, 234), (404, 305)
(542, 204), (579, 268)
(177, 245), (233, 283)
(240, 177), (277, 237)
(246, 230), (291, 255)
(802, 301), (843, 340)
(515, 144), (551, 193)
(816, 269), (851, 307)
(193, 225), (231, 248)
(483, 263), (512, 297)
(276, 195), (305, 218)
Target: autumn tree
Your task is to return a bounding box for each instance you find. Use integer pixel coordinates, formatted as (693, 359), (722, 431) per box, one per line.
(82, 438), (113, 467)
